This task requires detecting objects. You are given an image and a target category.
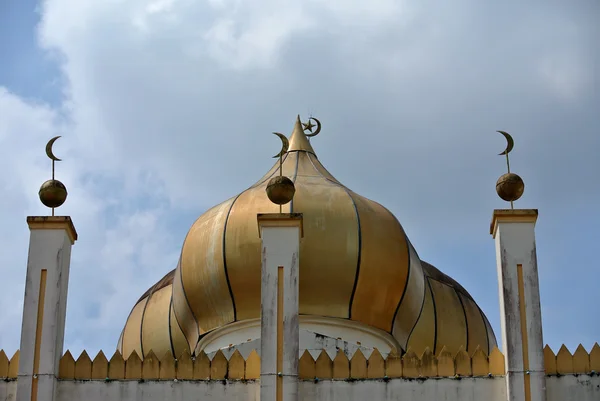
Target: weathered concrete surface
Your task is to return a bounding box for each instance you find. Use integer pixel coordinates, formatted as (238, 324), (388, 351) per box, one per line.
(546, 375), (600, 401)
(493, 210), (545, 401)
(259, 218), (302, 401)
(2, 375), (599, 401)
(0, 380), (17, 401)
(18, 220), (75, 401)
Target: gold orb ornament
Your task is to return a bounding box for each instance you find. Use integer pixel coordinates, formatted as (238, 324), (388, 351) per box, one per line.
(266, 176), (295, 205)
(496, 173), (524, 202)
(39, 179), (68, 208)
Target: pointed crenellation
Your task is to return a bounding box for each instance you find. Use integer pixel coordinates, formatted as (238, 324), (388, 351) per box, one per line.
(437, 347), (455, 377)
(59, 350), (75, 380)
(402, 348), (420, 378)
(573, 344), (590, 374)
(471, 346), (489, 377)
(228, 350), (245, 380)
(556, 345), (574, 375)
(0, 350), (8, 378)
(332, 349), (350, 379)
(176, 351), (193, 380)
(74, 351), (92, 380)
(91, 351), (108, 380)
(125, 351), (142, 379)
(46, 344), (600, 381)
(299, 351), (315, 380)
(367, 349), (385, 379)
(315, 350), (333, 379)
(193, 351), (210, 380)
(246, 350), (261, 380)
(420, 348), (437, 377)
(543, 345), (557, 375)
(159, 352), (176, 380)
(210, 350), (228, 380)
(590, 343), (600, 373)
(455, 347), (472, 377)
(142, 350), (160, 380)
(385, 348), (403, 378)
(108, 351), (125, 380)
(350, 349), (367, 379)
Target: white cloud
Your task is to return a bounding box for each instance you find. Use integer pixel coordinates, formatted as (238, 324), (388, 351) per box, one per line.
(0, 88), (180, 356)
(0, 0), (598, 356)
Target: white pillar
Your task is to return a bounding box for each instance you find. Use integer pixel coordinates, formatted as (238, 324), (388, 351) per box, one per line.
(17, 216), (77, 401)
(491, 209), (546, 401)
(258, 213), (303, 401)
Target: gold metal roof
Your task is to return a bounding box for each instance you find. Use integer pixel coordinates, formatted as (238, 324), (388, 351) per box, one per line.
(119, 117), (497, 359)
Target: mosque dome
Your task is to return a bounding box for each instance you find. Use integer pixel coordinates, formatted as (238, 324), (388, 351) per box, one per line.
(118, 117), (497, 360)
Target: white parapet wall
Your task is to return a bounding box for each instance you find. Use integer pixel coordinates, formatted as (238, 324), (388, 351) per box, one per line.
(2, 376), (600, 401)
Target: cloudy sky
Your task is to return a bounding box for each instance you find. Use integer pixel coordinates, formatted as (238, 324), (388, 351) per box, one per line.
(0, 0), (598, 359)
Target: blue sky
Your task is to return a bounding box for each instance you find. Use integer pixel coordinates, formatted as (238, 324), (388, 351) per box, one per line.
(0, 0), (598, 358)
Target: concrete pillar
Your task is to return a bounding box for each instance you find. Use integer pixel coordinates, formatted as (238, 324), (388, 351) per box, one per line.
(258, 213), (303, 401)
(490, 209), (546, 401)
(17, 216), (77, 401)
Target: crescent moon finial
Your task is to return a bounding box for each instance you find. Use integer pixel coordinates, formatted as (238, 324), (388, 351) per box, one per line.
(46, 136), (62, 161)
(494, 130), (524, 209)
(39, 136), (68, 215)
(272, 132), (289, 158)
(496, 130), (514, 156)
(302, 117), (321, 137)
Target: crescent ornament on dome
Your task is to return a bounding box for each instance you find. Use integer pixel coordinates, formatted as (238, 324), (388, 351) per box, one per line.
(497, 130), (514, 156)
(46, 136), (62, 161)
(272, 132), (289, 158)
(303, 117), (321, 137)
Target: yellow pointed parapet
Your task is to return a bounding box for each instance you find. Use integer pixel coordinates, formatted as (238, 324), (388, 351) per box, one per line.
(573, 344), (590, 374)
(245, 350), (261, 380)
(74, 351), (92, 380)
(59, 350), (75, 379)
(48, 342), (600, 381)
(108, 351), (125, 379)
(193, 351), (210, 380)
(315, 350), (333, 379)
(159, 352), (176, 380)
(228, 350), (245, 380)
(125, 351), (142, 379)
(8, 350), (19, 379)
(543, 345), (557, 375)
(556, 345), (574, 375)
(471, 346), (489, 376)
(402, 348), (420, 378)
(455, 347), (472, 376)
(176, 351), (193, 380)
(437, 347), (455, 377)
(91, 351), (108, 379)
(385, 348), (403, 378)
(590, 343), (600, 372)
(0, 350), (8, 378)
(489, 347), (505, 375)
(367, 349), (385, 379)
(420, 348), (437, 377)
(210, 350), (228, 380)
(142, 350), (160, 380)
(332, 349), (350, 379)
(299, 350), (316, 379)
(350, 349), (367, 379)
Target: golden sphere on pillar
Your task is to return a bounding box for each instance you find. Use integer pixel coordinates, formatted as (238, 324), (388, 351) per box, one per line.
(266, 175), (295, 205)
(38, 179), (68, 208)
(495, 172), (524, 202)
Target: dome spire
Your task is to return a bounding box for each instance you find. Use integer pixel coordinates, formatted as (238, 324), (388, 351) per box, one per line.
(288, 115), (317, 156)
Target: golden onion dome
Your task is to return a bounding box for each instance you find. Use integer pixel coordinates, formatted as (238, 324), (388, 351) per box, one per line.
(119, 117), (496, 359)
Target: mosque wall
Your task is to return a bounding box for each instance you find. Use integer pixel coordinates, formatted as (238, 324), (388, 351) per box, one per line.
(2, 344), (600, 401)
(2, 376), (600, 401)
